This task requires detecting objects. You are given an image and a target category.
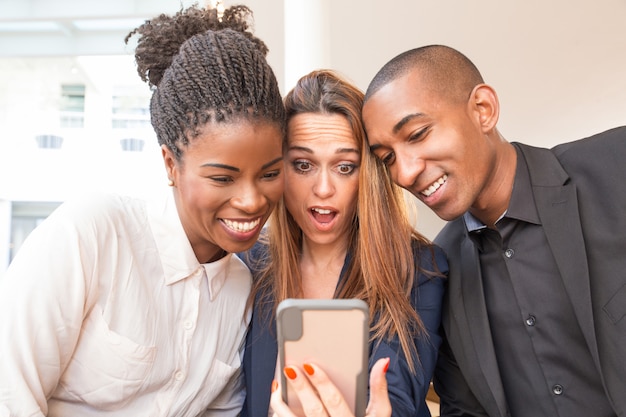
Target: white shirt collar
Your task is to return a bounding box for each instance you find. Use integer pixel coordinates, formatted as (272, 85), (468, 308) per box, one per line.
(202, 254), (233, 301)
(146, 189), (235, 299)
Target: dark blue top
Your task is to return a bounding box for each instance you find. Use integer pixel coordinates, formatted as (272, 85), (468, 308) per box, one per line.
(239, 240), (448, 417)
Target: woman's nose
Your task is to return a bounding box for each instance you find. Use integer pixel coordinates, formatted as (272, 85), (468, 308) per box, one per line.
(312, 170), (334, 198)
(230, 183), (266, 213)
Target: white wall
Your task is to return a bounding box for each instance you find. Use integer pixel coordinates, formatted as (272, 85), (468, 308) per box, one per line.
(276, 0), (626, 239)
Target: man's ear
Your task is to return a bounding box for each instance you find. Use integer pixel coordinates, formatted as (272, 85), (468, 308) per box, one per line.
(469, 84), (500, 133)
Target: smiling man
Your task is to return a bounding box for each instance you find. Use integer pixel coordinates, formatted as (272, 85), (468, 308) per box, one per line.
(362, 44), (626, 417)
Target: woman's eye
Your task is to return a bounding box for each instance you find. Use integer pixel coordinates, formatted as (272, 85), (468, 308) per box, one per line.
(210, 176), (233, 184)
(337, 163), (356, 175)
(263, 170), (281, 179)
(293, 160), (312, 173)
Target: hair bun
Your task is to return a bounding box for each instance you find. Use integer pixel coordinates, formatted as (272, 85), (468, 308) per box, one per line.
(126, 4), (267, 88)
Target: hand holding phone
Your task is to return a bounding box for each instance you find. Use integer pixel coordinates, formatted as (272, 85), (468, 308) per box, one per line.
(276, 298), (369, 417)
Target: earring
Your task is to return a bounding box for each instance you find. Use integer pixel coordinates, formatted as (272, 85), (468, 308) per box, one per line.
(168, 179), (174, 187)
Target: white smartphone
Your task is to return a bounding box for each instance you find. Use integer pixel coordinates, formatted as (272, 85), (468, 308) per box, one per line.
(276, 298), (369, 417)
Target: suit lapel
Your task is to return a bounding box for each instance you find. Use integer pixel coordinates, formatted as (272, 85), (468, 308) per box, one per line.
(531, 178), (602, 368)
(519, 144), (601, 368)
(458, 233), (509, 417)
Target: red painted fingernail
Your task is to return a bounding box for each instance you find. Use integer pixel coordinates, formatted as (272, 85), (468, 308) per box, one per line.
(271, 380), (278, 393)
(303, 363), (314, 376)
(284, 366), (297, 380)
(383, 358), (390, 373)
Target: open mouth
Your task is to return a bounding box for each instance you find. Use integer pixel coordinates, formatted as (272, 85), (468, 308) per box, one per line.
(421, 174), (447, 197)
(310, 207), (336, 224)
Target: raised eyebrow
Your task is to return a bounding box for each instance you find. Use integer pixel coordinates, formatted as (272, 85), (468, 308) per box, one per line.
(262, 156), (284, 170)
(287, 145), (313, 154)
(336, 147), (359, 155)
(289, 145), (358, 155)
(393, 113), (426, 134)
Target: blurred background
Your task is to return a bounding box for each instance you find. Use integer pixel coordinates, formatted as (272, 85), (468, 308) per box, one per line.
(1, 0), (625, 276)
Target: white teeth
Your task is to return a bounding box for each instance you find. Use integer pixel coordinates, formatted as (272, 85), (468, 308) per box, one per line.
(421, 175), (448, 197)
(312, 208), (332, 214)
(223, 218), (260, 232)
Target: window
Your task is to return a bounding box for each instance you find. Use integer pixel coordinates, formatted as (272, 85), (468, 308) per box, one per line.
(112, 86), (151, 129)
(34, 134), (63, 149)
(60, 84), (85, 128)
(120, 137), (145, 152)
(10, 202), (61, 262)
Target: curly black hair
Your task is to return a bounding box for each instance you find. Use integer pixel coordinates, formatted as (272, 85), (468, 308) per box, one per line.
(125, 4), (285, 159)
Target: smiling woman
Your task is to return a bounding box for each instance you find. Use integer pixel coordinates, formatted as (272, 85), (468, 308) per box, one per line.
(162, 120), (284, 260)
(0, 3), (285, 417)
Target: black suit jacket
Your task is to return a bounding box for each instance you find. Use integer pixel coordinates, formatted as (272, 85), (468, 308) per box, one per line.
(433, 127), (626, 417)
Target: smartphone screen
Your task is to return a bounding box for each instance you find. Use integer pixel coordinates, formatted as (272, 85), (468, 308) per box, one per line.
(276, 298), (369, 417)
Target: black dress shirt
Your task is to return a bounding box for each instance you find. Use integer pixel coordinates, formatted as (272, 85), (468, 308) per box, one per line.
(464, 145), (614, 417)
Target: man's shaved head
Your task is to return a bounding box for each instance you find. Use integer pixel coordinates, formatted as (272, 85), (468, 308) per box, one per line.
(364, 45), (485, 105)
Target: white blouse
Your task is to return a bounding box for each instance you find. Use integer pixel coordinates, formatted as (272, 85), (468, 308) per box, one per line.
(0, 191), (252, 417)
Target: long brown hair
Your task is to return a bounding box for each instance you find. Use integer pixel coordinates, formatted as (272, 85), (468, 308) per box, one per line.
(249, 69), (436, 372)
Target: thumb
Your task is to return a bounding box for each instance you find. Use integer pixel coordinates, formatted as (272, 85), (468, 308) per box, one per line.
(365, 357), (392, 417)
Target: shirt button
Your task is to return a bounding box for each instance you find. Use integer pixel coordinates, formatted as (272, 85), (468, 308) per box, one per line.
(175, 371), (185, 381)
(184, 321), (193, 330)
(552, 384), (564, 395)
(504, 248), (515, 258)
(525, 315), (536, 326)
